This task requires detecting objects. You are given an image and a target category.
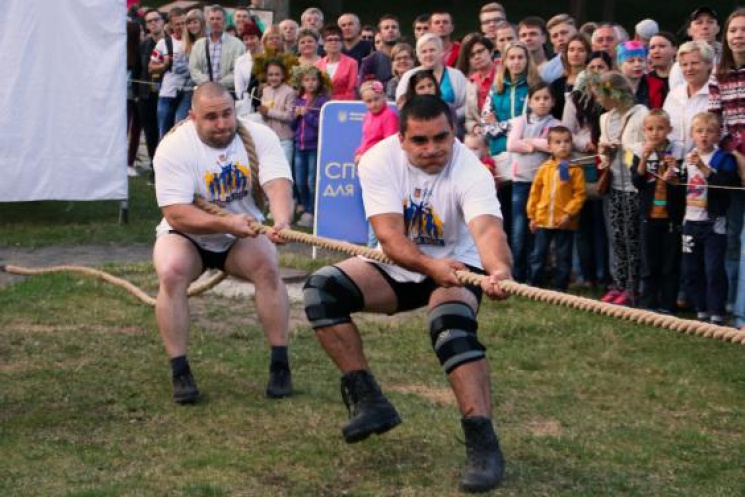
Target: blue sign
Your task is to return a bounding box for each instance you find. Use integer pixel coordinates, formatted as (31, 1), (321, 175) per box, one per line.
(314, 102), (368, 243)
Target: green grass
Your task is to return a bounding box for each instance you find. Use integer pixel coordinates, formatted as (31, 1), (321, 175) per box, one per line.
(2, 263), (744, 496)
(0, 177), (161, 248)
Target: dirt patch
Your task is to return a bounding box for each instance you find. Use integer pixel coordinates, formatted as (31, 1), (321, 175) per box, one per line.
(525, 418), (563, 437)
(4, 320), (147, 336)
(388, 384), (457, 406)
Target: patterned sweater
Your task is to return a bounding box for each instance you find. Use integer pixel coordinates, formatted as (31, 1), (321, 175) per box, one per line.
(709, 67), (745, 155)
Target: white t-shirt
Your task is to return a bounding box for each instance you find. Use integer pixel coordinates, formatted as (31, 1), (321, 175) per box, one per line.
(685, 149), (715, 222)
(154, 118), (293, 251)
(151, 37), (190, 98)
(358, 135), (502, 282)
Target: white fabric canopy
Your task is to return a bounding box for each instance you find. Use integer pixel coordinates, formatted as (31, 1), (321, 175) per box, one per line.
(0, 0), (127, 201)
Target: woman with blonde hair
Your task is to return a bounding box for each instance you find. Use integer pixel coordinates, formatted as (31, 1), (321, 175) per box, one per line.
(394, 33), (468, 130)
(182, 8), (206, 55)
(482, 41), (541, 157)
(261, 24), (283, 54)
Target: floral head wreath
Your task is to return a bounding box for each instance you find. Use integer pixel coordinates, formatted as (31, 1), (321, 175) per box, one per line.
(252, 52), (299, 84)
(593, 74), (636, 109)
(290, 64), (332, 94)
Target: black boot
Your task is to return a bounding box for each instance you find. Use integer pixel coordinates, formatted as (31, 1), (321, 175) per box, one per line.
(459, 416), (505, 493)
(340, 370), (402, 444)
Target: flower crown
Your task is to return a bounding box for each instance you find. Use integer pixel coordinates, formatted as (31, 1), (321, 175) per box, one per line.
(290, 64), (332, 94)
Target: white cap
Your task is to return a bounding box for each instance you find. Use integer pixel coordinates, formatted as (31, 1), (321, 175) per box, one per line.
(635, 19), (659, 40)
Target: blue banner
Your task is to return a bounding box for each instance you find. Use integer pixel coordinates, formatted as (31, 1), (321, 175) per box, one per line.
(314, 101), (369, 243)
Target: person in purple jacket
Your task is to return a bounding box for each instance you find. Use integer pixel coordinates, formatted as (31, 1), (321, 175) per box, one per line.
(291, 65), (330, 227)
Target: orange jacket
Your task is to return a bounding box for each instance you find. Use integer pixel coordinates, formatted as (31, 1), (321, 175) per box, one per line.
(527, 158), (586, 230)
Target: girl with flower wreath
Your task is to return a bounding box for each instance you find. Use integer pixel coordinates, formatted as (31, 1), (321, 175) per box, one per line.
(596, 71), (649, 306)
(291, 65), (330, 228)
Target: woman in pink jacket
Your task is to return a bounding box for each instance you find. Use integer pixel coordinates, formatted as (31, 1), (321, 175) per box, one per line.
(316, 25), (358, 100)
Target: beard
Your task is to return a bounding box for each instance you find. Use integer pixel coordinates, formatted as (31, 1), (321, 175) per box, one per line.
(200, 127), (236, 149)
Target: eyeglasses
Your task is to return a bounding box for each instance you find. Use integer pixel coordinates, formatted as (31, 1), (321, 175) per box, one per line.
(481, 17), (505, 25)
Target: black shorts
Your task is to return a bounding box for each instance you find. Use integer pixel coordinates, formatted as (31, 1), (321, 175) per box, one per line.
(368, 262), (485, 313)
(169, 230), (235, 272)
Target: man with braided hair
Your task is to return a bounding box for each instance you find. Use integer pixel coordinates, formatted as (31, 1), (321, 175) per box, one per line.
(153, 82), (294, 404)
(303, 95), (513, 493)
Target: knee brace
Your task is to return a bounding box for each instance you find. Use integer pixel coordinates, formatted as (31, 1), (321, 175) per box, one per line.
(428, 302), (485, 374)
(303, 266), (364, 330)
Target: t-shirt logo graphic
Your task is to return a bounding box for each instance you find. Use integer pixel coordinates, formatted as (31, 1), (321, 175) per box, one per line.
(205, 161), (251, 205)
(404, 195), (445, 246)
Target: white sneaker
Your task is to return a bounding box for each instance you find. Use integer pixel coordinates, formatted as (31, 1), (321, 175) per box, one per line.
(127, 166), (139, 177)
(297, 212), (314, 228)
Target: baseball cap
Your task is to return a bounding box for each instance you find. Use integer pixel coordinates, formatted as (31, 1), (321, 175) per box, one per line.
(689, 6), (718, 23)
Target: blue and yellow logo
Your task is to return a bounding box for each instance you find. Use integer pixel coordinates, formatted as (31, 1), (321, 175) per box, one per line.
(205, 161), (251, 205)
(404, 196), (445, 246)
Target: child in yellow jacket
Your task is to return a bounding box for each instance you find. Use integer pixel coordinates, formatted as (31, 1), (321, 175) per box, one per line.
(527, 126), (586, 290)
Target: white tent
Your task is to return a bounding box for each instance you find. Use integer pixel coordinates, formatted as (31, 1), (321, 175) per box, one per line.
(0, 0), (127, 201)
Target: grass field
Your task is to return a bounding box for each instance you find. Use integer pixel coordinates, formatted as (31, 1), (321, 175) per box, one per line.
(1, 262), (745, 496)
(2, 177), (745, 495)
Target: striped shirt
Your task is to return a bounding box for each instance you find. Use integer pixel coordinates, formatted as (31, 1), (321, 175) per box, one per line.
(709, 67), (745, 154)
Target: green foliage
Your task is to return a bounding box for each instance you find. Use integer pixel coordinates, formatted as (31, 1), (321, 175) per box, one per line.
(2, 264), (744, 495)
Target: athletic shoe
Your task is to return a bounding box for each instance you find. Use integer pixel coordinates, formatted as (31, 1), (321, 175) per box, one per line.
(297, 212), (314, 228)
(459, 416), (505, 493)
(127, 166), (139, 177)
(266, 368), (293, 398)
(601, 289), (621, 303)
(710, 316), (726, 326)
(172, 371), (200, 404)
(611, 290), (634, 306)
(340, 370), (402, 444)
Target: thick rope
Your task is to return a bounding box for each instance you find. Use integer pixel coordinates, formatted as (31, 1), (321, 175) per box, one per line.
(0, 264), (227, 306)
(236, 120), (267, 211)
(194, 196), (745, 345)
(2, 197), (744, 345)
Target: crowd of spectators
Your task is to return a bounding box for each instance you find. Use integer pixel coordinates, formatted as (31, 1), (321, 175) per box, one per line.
(126, 3), (745, 328)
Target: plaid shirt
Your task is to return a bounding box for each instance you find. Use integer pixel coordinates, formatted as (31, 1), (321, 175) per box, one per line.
(208, 35), (223, 81)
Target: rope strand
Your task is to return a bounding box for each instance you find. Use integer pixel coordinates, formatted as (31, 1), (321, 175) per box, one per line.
(2, 197), (744, 345)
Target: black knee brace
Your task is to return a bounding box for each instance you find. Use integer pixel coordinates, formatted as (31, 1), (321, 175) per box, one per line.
(428, 302), (485, 374)
(303, 266), (364, 330)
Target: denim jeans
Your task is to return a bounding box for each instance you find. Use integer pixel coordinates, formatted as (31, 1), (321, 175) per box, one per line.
(157, 90), (192, 139)
(734, 212), (745, 327)
(293, 148), (317, 214)
(529, 228), (574, 291)
(511, 182), (533, 282)
(683, 221), (728, 317)
(575, 198), (610, 284)
(725, 192), (744, 309)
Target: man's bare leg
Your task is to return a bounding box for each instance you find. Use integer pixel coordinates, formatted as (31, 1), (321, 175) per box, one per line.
(313, 258), (397, 372)
(306, 258), (402, 442)
(226, 235), (289, 347)
(153, 234), (203, 358)
(428, 286), (503, 492)
(226, 235), (294, 397)
(153, 234), (203, 403)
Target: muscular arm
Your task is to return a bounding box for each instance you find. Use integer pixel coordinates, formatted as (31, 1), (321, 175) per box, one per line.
(263, 178), (294, 226)
(468, 214), (512, 277)
(162, 204), (255, 237)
